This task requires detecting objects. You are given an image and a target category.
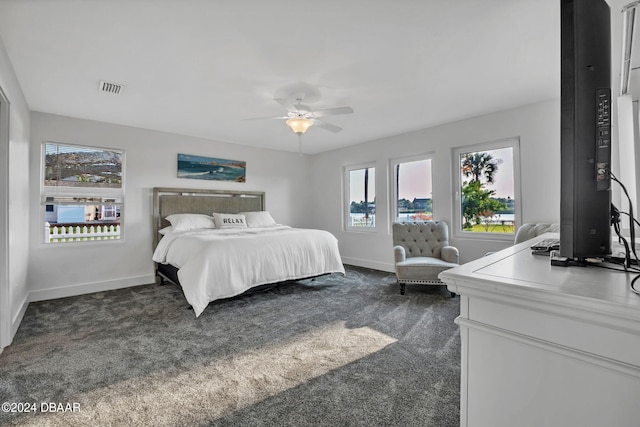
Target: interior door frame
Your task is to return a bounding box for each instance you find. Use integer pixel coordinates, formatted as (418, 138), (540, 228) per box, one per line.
(0, 85), (10, 350)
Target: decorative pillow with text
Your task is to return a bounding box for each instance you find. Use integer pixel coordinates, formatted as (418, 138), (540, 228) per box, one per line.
(212, 213), (248, 229)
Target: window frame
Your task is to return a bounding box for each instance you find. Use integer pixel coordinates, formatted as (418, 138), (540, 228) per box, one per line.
(389, 153), (434, 225)
(343, 162), (377, 232)
(40, 141), (125, 245)
(452, 137), (521, 242)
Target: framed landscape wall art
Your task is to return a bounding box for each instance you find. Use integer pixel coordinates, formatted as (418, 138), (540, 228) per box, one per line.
(177, 154), (246, 182)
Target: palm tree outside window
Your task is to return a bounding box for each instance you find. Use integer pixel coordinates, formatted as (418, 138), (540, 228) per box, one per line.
(454, 139), (520, 236)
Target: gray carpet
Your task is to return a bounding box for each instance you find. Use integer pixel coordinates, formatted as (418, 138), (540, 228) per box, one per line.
(0, 265), (460, 426)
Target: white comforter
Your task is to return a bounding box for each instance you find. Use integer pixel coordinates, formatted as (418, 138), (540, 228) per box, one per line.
(152, 226), (345, 316)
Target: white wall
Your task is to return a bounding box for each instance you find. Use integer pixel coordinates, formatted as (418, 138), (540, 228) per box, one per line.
(27, 112), (313, 300)
(310, 99), (561, 269)
(0, 36), (30, 350)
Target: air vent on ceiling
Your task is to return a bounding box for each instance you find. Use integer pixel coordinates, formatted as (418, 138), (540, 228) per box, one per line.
(99, 80), (124, 95)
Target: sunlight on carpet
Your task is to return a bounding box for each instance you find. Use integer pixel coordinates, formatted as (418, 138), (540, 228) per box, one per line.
(13, 321), (397, 426)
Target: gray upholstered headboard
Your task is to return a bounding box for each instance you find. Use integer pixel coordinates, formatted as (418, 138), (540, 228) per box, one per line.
(152, 187), (265, 247)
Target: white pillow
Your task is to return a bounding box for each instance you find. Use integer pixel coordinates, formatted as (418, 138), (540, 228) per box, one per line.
(241, 211), (277, 228)
(212, 212), (247, 229)
(158, 226), (173, 235)
(165, 214), (216, 232)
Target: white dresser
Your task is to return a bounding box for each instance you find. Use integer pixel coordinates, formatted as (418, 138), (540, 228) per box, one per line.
(439, 234), (640, 427)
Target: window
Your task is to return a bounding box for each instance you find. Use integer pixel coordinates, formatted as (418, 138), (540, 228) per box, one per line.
(344, 164), (376, 230)
(42, 142), (124, 243)
(453, 138), (520, 238)
(391, 156), (433, 223)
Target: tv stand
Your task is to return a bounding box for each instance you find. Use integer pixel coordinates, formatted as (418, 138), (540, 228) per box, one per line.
(440, 233), (640, 427)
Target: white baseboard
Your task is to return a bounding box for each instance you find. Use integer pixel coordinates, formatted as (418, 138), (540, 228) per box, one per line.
(0, 292), (29, 351)
(11, 292), (29, 337)
(29, 274), (156, 302)
(342, 257), (394, 273)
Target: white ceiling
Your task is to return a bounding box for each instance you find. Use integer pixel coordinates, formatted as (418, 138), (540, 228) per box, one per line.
(0, 0), (561, 154)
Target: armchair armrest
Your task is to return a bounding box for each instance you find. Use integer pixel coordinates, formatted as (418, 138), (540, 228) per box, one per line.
(441, 246), (459, 264)
(393, 245), (406, 264)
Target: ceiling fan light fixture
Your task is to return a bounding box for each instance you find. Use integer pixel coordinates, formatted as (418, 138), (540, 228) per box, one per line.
(286, 117), (313, 134)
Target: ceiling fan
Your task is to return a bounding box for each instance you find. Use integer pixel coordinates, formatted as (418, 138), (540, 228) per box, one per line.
(245, 97), (354, 134)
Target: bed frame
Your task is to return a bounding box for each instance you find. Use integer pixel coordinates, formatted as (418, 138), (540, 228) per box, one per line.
(152, 187), (265, 284)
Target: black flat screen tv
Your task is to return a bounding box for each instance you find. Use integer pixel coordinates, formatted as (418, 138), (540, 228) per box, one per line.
(560, 0), (611, 260)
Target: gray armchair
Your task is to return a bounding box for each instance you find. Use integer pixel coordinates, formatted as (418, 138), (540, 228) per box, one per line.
(514, 223), (559, 244)
(484, 223), (560, 256)
(392, 221), (459, 296)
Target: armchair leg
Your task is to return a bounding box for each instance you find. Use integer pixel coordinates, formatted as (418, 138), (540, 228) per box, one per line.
(399, 282), (405, 295)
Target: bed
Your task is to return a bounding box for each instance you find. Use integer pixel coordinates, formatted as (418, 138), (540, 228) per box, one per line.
(151, 187), (345, 316)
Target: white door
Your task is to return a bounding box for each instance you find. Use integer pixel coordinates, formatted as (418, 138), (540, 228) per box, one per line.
(0, 87), (10, 350)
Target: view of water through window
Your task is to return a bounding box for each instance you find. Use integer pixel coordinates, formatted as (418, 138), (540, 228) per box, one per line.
(394, 158), (432, 223)
(347, 166), (375, 228)
(459, 146), (515, 233)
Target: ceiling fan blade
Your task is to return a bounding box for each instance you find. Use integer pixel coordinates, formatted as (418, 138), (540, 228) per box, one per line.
(241, 115), (289, 121)
(274, 97), (314, 113)
(313, 119), (343, 133)
(312, 106), (354, 117)
(274, 98), (296, 111)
